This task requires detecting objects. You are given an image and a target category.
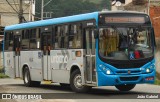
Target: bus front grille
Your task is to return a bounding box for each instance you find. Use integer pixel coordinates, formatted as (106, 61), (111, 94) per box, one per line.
(112, 62), (147, 69)
(116, 70), (141, 74)
(120, 76), (139, 81)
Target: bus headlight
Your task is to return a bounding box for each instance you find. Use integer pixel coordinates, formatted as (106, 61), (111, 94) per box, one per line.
(99, 64), (113, 75)
(142, 63), (155, 74)
(146, 64), (155, 73)
(106, 70), (111, 74)
(146, 68), (150, 73)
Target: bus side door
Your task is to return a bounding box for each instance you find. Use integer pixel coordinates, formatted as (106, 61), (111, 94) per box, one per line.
(85, 28), (96, 84)
(13, 31), (21, 78)
(4, 32), (15, 78)
(41, 26), (52, 80)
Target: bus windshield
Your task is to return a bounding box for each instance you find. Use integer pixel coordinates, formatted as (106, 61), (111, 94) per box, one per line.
(99, 26), (153, 60)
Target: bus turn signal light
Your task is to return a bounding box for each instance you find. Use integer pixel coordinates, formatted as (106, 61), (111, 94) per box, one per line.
(76, 51), (81, 57)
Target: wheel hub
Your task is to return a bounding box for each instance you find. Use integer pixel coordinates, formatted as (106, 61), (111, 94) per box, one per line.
(74, 74), (83, 89)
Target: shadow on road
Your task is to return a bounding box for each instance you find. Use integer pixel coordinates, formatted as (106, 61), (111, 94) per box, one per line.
(5, 84), (150, 99)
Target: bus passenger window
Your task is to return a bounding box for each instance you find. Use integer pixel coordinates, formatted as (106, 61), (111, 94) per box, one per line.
(69, 36), (74, 48)
(21, 30), (29, 50)
(64, 25), (69, 48)
(29, 29), (36, 49)
(29, 28), (40, 49)
(5, 32), (14, 51)
(55, 38), (59, 48)
(69, 24), (82, 49)
(55, 26), (61, 48)
(62, 25), (68, 48)
(55, 25), (68, 49)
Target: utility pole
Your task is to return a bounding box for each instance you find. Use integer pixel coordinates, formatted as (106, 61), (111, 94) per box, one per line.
(41, 0), (44, 20)
(148, 0), (151, 15)
(19, 0), (23, 23)
(29, 0), (36, 21)
(41, 0), (53, 20)
(32, 0), (35, 21)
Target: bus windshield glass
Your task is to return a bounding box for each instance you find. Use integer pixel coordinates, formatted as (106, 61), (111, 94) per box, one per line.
(99, 27), (153, 60)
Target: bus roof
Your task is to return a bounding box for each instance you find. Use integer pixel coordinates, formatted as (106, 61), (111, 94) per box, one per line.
(4, 11), (148, 31)
(5, 12), (99, 31)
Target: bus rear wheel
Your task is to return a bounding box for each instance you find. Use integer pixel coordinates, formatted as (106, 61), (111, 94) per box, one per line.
(23, 67), (40, 87)
(115, 84), (136, 91)
(70, 69), (91, 93)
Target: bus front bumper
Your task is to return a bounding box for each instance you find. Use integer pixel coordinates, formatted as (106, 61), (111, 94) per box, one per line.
(97, 70), (155, 86)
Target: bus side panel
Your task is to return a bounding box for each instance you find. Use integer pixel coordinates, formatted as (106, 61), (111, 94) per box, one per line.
(20, 51), (43, 81)
(15, 54), (21, 78)
(4, 52), (15, 78)
(42, 53), (51, 80)
(48, 56), (51, 80)
(51, 70), (70, 83)
(50, 49), (84, 84)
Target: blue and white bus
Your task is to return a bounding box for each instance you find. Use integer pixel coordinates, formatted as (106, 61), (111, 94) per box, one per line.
(3, 11), (156, 92)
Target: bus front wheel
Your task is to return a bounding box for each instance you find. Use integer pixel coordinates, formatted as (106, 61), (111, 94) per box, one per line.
(23, 67), (40, 87)
(115, 84), (136, 91)
(70, 69), (91, 93)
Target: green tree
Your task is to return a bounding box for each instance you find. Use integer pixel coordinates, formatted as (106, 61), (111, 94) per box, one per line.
(100, 0), (111, 10)
(35, 0), (111, 19)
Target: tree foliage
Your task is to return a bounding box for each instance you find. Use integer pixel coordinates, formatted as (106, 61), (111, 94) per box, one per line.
(35, 0), (111, 20)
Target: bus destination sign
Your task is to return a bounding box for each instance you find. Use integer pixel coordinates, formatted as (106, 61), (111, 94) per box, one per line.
(105, 17), (145, 23)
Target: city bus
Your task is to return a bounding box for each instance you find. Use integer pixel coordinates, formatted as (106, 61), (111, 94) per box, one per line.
(3, 11), (156, 92)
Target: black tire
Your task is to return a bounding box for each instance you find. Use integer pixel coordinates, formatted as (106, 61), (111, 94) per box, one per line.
(60, 83), (70, 87)
(70, 69), (91, 93)
(23, 67), (40, 87)
(115, 84), (136, 91)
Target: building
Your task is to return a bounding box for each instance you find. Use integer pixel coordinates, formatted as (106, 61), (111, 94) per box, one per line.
(111, 0), (133, 11)
(0, 0), (30, 27)
(150, 6), (160, 37)
(0, 0), (32, 68)
(124, 0), (148, 13)
(150, 0), (160, 6)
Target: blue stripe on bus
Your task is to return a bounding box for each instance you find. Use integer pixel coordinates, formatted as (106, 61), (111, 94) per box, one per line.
(5, 12), (99, 31)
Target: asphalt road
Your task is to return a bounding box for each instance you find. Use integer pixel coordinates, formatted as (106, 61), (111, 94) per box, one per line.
(0, 78), (160, 102)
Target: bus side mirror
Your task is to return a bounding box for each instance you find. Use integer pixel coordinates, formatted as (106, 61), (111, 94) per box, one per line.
(94, 29), (98, 39)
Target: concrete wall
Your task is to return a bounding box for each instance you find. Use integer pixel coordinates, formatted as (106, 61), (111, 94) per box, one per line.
(1, 14), (29, 26)
(1, 15), (18, 26)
